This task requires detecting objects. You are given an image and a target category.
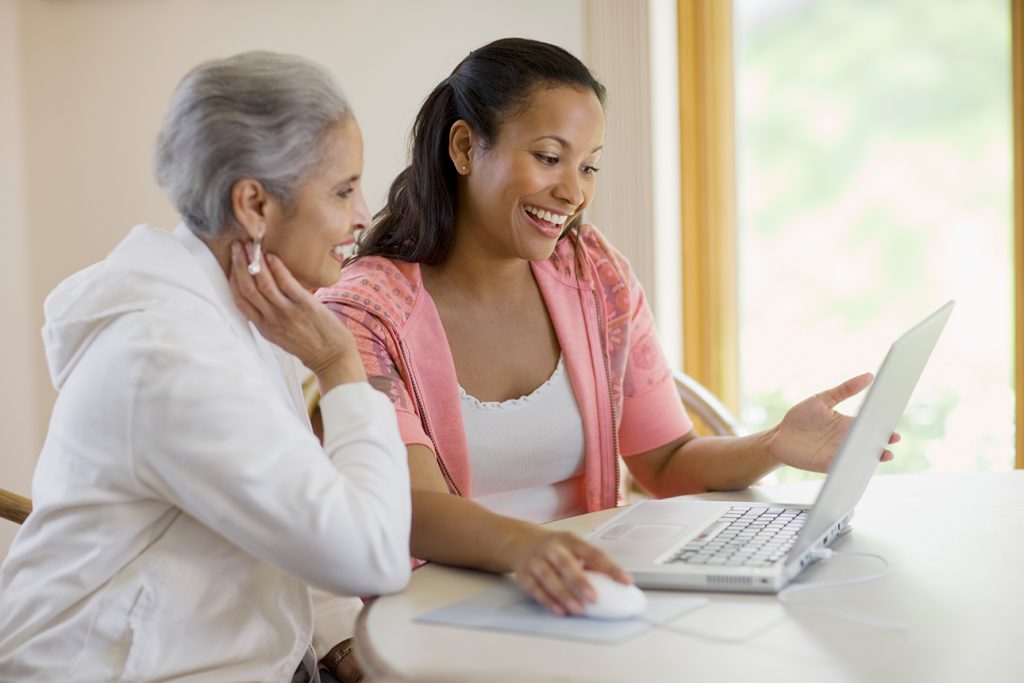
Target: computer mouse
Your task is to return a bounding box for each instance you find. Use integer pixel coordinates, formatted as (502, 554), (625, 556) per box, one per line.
(579, 570), (647, 620)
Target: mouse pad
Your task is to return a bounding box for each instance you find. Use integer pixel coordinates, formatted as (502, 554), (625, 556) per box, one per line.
(415, 581), (709, 644)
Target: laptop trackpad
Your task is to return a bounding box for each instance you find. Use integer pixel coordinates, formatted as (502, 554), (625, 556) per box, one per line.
(599, 523), (686, 541)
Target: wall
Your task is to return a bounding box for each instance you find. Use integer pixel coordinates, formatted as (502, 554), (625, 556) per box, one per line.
(3, 0), (584, 558)
(0, 0), (36, 555)
(583, 0), (681, 369)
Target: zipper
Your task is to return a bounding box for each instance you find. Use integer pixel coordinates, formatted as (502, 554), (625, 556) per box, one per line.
(398, 338), (462, 497)
(590, 287), (621, 504)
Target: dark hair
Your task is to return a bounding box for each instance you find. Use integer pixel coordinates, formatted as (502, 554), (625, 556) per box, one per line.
(358, 37), (606, 264)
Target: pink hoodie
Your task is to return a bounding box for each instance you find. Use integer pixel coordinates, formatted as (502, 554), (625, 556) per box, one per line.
(317, 225), (692, 512)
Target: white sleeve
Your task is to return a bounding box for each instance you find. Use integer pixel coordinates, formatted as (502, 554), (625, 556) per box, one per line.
(310, 589), (363, 659)
(130, 316), (411, 597)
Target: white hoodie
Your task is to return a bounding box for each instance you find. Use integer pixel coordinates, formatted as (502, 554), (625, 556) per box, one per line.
(0, 224), (411, 682)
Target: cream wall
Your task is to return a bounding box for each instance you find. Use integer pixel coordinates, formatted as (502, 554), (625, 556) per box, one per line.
(0, 0), (36, 556)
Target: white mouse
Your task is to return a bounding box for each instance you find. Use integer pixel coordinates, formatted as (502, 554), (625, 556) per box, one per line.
(578, 570), (647, 620)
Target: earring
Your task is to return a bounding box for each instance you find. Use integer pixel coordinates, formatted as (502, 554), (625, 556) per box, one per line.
(247, 234), (263, 275)
(462, 165), (468, 173)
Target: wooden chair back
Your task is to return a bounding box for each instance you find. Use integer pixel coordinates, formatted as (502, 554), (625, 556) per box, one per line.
(0, 488), (32, 525)
(673, 370), (742, 437)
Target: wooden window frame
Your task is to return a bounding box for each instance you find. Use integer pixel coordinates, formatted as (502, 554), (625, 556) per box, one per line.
(1013, 0), (1023, 468)
(678, 0), (739, 414)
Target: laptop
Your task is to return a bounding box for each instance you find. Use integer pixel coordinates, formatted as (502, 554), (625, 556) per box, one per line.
(587, 300), (955, 592)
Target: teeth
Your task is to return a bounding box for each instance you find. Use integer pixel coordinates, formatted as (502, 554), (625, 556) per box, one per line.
(332, 243), (355, 258)
(525, 205), (569, 226)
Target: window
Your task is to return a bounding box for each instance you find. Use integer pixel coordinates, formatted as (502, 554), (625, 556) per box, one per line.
(733, 0), (1015, 479)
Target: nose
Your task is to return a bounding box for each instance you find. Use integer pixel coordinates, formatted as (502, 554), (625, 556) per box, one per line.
(352, 187), (371, 233)
(554, 168), (585, 209)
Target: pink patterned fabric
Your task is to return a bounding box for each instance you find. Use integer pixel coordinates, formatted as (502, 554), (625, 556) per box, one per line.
(317, 225), (693, 512)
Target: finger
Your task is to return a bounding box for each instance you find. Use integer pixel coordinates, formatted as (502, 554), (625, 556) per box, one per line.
(516, 570), (566, 616)
(571, 538), (633, 586)
(531, 551), (586, 614)
(888, 432), (902, 445)
(880, 450), (894, 462)
(245, 246), (290, 311)
(230, 285), (263, 323)
(229, 243), (267, 321)
(266, 253), (317, 306)
(547, 544), (594, 606)
(818, 372), (873, 409)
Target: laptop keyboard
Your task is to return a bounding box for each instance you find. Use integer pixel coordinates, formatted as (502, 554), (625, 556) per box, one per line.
(666, 506), (807, 568)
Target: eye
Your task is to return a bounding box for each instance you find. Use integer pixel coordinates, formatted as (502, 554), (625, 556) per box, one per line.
(581, 165), (601, 177)
(337, 187), (354, 199)
(533, 152), (559, 166)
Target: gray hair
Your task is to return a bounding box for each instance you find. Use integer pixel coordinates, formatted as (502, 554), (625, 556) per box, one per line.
(154, 51), (351, 238)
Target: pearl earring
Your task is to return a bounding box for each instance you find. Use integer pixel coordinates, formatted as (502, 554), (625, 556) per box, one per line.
(247, 234), (263, 275)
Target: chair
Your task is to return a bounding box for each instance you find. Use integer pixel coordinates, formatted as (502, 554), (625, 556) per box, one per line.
(0, 487), (32, 525)
(672, 370), (741, 437)
(623, 371), (742, 501)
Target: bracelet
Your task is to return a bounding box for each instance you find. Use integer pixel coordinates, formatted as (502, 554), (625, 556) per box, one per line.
(320, 638), (354, 677)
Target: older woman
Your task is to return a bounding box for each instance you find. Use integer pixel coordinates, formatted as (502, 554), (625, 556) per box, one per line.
(0, 52), (409, 682)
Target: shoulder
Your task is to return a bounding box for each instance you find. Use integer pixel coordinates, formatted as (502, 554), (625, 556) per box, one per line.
(59, 307), (258, 416)
(127, 308), (254, 375)
(317, 256), (422, 331)
(546, 224), (634, 288)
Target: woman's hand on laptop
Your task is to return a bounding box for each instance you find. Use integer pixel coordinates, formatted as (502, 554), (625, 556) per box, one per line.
(766, 372), (901, 473)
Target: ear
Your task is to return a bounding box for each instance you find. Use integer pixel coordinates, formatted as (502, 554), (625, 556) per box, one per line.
(448, 120), (475, 176)
(230, 178), (270, 239)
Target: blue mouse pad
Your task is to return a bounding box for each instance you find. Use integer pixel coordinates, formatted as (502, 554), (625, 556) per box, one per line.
(415, 581), (708, 644)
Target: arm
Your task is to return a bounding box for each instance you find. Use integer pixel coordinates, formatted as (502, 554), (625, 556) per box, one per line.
(596, 233), (893, 498)
(131, 334), (410, 597)
(132, 244), (411, 596)
(625, 373), (896, 498)
(406, 444), (630, 616)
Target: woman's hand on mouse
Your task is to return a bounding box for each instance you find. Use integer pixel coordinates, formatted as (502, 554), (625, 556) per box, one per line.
(506, 528), (632, 616)
(228, 242), (366, 391)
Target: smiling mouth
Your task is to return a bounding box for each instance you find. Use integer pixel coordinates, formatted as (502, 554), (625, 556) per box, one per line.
(331, 241), (356, 263)
(523, 204), (570, 238)
(525, 204), (570, 226)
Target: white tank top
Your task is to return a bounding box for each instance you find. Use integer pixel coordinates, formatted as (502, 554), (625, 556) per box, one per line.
(460, 356), (587, 523)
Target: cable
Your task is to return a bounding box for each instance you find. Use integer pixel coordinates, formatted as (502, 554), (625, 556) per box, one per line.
(777, 548), (890, 599)
(643, 549), (905, 644)
(641, 612), (787, 644)
(777, 549), (907, 632)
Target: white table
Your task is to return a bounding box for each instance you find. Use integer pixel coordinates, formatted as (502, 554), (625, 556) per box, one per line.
(356, 472), (1024, 682)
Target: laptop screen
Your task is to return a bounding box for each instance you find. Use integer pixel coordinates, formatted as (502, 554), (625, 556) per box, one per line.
(788, 300), (955, 560)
